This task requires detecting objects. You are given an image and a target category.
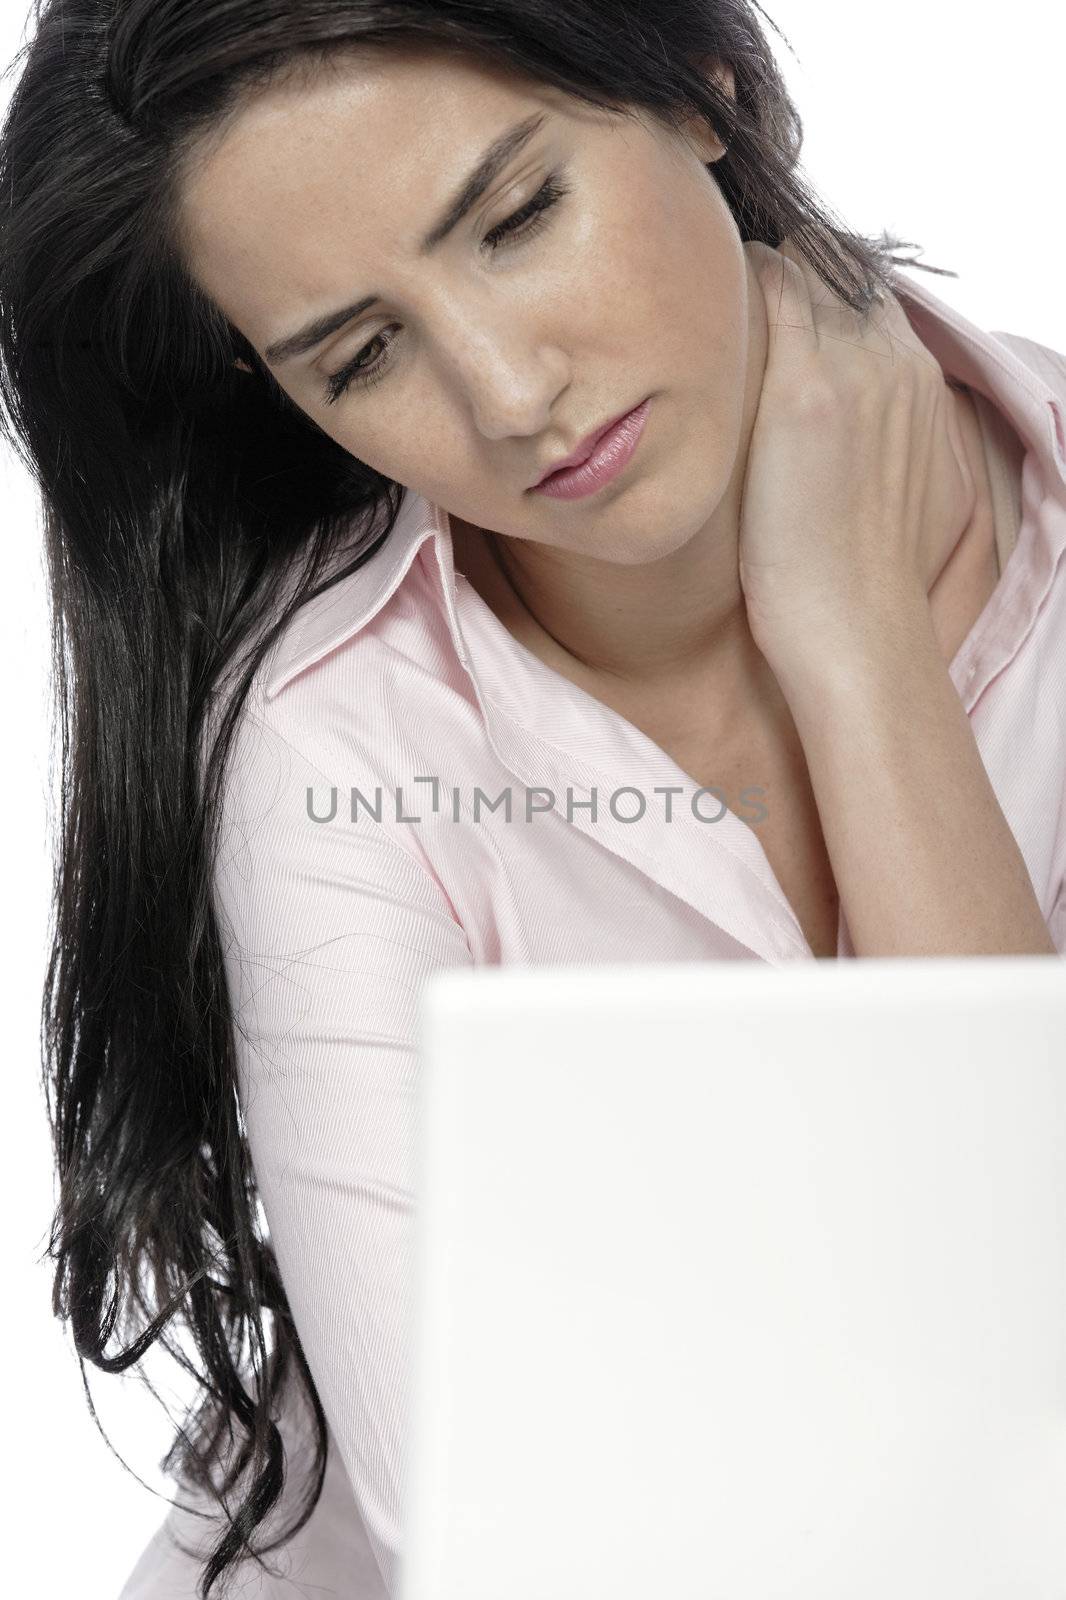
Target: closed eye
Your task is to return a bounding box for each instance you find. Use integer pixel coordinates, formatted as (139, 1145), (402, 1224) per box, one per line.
(322, 169), (573, 406)
(481, 170), (571, 251)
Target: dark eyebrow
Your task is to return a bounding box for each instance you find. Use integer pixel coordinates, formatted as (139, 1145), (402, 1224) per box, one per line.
(263, 111), (549, 368)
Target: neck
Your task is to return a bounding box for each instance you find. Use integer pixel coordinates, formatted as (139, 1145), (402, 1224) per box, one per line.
(451, 289), (981, 729)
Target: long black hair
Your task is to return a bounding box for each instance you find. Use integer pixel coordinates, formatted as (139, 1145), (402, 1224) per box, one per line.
(0, 2), (950, 1594)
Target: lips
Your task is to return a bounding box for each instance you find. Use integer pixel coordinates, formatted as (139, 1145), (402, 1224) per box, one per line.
(533, 403), (642, 488)
(530, 398), (651, 501)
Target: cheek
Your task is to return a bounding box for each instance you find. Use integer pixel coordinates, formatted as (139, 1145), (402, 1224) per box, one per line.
(595, 174), (741, 360)
(336, 386), (454, 489)
(368, 426), (474, 512)
(675, 223), (748, 403)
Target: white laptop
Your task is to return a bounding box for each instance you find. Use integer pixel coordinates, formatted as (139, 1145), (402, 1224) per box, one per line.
(400, 956), (1066, 1600)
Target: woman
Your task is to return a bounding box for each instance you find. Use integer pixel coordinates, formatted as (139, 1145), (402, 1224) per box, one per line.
(3, 1), (1062, 1596)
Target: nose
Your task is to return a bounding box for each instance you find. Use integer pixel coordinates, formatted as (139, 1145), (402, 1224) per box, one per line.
(440, 301), (572, 444)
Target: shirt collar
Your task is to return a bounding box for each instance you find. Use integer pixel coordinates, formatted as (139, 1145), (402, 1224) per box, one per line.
(264, 269), (1066, 702)
(264, 486), (445, 700)
(897, 268), (1066, 493)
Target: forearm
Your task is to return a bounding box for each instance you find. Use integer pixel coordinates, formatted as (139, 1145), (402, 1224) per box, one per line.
(770, 605), (1056, 959)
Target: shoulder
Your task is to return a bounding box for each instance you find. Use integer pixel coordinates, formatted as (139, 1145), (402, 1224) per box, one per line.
(207, 649), (448, 945)
(991, 326), (1066, 409)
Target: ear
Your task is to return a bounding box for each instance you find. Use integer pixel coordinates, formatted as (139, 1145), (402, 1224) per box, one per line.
(683, 57), (736, 163)
(706, 59), (736, 104)
(233, 357), (254, 373)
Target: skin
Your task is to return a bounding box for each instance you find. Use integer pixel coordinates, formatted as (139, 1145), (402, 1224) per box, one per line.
(178, 45), (985, 738)
(177, 45), (1053, 957)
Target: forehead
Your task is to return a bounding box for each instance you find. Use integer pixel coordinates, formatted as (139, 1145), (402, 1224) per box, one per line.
(176, 48), (594, 351)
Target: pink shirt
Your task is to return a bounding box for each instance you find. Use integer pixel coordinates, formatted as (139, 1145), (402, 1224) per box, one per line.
(119, 269), (1066, 1599)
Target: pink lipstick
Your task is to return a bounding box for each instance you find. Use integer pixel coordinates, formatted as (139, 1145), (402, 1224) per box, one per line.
(530, 398), (651, 500)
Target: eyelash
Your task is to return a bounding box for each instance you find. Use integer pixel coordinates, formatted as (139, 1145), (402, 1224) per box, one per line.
(323, 169), (572, 406)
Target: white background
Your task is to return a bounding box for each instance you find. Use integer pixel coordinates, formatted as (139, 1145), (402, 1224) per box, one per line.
(3, 1), (1064, 1594)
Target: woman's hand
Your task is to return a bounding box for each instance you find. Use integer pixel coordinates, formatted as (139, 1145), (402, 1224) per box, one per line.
(732, 238), (1056, 958)
(736, 236), (974, 682)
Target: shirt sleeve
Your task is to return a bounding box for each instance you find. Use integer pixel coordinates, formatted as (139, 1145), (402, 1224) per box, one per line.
(1049, 875), (1066, 954)
(1048, 743), (1066, 956)
(120, 692), (474, 1599)
(116, 1369), (389, 1598)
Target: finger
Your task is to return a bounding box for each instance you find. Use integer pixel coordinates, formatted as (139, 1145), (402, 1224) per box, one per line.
(867, 278), (944, 375)
(776, 236), (874, 349)
(776, 237), (938, 376)
(745, 238), (819, 355)
(790, 233), (938, 371)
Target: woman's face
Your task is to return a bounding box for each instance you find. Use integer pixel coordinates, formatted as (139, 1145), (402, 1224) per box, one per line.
(178, 45), (749, 569)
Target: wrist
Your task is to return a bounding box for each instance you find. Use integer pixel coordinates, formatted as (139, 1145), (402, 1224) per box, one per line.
(752, 585), (934, 691)
(757, 592), (941, 714)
